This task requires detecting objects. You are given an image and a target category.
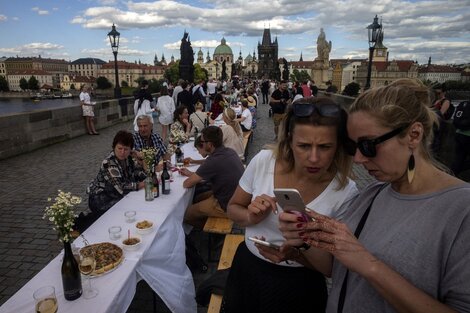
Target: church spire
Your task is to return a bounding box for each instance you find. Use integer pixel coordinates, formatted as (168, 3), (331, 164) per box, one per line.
(299, 52), (303, 62)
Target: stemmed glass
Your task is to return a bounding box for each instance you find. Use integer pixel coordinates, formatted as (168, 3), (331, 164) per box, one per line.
(79, 247), (99, 299)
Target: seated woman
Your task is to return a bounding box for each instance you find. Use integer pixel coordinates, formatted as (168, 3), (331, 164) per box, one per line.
(210, 93), (226, 120)
(87, 130), (146, 214)
(236, 99), (253, 132)
(189, 102), (208, 135)
(279, 79), (470, 312)
(222, 96), (358, 313)
(168, 105), (191, 154)
(220, 108), (244, 158)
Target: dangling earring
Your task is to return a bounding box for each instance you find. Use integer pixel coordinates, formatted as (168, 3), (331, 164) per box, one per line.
(407, 152), (415, 184)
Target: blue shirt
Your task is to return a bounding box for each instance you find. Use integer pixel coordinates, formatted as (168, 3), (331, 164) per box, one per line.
(133, 132), (167, 164)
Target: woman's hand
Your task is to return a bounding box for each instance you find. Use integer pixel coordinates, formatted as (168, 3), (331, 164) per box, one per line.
(183, 157), (194, 164)
(255, 240), (302, 264)
(278, 211), (307, 248)
(299, 209), (377, 274)
(246, 194), (277, 225)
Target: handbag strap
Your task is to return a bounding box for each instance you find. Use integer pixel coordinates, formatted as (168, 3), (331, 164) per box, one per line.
(337, 183), (388, 313)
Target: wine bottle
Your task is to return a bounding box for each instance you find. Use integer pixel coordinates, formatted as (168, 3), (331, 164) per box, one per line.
(161, 162), (171, 195)
(61, 241), (82, 301)
(152, 171), (160, 198)
(175, 143), (184, 167)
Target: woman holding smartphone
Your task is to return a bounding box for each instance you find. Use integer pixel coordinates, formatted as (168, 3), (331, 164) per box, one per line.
(223, 97), (358, 313)
(279, 79), (470, 312)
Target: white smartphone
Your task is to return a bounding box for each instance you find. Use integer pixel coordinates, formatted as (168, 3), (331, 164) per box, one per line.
(247, 237), (281, 250)
(273, 188), (312, 222)
(273, 188), (306, 213)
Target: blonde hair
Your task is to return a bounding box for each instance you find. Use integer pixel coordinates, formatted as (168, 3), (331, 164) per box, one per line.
(195, 102), (204, 110)
(273, 97), (353, 189)
(223, 108), (242, 137)
(350, 78), (441, 167)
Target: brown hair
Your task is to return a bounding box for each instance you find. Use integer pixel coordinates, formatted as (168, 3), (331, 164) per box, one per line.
(112, 130), (134, 149)
(349, 78), (440, 166)
(273, 96), (353, 189)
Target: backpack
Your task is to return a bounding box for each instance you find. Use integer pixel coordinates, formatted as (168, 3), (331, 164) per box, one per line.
(453, 100), (470, 130)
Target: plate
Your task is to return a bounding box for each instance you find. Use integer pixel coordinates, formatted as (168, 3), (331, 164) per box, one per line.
(79, 242), (124, 277)
(136, 220), (155, 235)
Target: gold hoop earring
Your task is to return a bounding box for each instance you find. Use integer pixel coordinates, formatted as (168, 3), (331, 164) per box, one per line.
(407, 152), (415, 184)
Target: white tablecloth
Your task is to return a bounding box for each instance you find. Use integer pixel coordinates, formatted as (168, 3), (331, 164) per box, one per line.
(0, 143), (204, 313)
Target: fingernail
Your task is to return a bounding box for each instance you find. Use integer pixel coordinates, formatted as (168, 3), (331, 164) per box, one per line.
(298, 231), (305, 236)
(296, 223), (304, 228)
(303, 237), (309, 242)
(297, 217), (304, 222)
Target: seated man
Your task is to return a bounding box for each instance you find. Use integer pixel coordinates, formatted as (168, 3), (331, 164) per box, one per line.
(179, 126), (244, 228)
(132, 115), (169, 170)
(87, 130), (146, 214)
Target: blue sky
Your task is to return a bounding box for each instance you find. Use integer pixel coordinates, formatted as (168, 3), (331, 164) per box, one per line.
(0, 0), (469, 65)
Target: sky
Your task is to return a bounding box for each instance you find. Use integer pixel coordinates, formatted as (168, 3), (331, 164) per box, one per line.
(0, 0), (469, 66)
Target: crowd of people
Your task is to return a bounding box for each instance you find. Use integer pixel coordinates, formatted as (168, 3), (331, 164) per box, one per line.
(81, 76), (468, 313)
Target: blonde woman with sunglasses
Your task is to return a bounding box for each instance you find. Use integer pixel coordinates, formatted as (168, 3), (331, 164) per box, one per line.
(279, 79), (470, 313)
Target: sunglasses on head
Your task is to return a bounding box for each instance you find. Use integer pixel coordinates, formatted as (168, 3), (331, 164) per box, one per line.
(346, 126), (406, 158)
(293, 101), (341, 118)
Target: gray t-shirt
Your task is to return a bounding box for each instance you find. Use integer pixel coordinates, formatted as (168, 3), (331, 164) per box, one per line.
(196, 146), (244, 210)
(328, 182), (470, 313)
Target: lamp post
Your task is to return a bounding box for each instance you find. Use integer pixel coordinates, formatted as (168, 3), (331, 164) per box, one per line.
(365, 15), (381, 90)
(107, 24), (121, 99)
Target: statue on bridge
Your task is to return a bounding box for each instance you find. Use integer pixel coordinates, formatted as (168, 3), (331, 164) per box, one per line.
(179, 31), (194, 82)
(316, 28), (332, 62)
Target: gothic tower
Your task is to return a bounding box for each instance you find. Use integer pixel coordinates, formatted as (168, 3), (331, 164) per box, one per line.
(257, 28), (279, 79)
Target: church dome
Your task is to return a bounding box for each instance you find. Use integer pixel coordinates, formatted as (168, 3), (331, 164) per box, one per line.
(244, 53), (253, 63)
(214, 38), (233, 55)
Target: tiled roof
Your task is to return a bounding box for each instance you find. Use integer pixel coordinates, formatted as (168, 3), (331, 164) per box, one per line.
(418, 64), (460, 73)
(70, 58), (106, 65)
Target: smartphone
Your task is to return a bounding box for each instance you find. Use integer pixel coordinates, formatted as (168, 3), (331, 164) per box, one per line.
(273, 188), (311, 222)
(273, 188), (306, 213)
(247, 237), (281, 250)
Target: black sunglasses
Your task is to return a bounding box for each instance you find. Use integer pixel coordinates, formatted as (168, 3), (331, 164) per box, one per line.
(293, 102), (341, 118)
(346, 126), (406, 158)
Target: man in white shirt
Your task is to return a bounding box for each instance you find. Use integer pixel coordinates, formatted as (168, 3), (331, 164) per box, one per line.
(206, 78), (218, 112)
(172, 79), (184, 105)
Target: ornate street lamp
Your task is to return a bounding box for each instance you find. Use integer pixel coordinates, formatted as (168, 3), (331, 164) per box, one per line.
(107, 24), (121, 99)
(365, 15), (381, 90)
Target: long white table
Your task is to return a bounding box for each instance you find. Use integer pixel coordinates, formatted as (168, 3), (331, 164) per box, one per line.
(0, 143), (203, 313)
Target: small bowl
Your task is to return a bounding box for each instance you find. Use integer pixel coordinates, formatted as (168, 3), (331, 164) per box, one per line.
(122, 236), (142, 251)
(135, 220), (154, 235)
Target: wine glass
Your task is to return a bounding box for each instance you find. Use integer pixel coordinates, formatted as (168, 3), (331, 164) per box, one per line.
(79, 247), (99, 299)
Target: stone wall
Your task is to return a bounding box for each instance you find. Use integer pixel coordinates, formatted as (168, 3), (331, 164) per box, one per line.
(0, 97), (135, 160)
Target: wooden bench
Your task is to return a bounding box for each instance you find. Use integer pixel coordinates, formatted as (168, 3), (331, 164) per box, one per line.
(203, 217), (234, 261)
(206, 234), (245, 313)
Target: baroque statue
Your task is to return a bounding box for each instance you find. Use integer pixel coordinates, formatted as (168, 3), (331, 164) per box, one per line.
(179, 31), (194, 82)
(316, 28), (332, 62)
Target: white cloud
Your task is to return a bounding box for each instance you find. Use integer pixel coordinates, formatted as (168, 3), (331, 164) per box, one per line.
(0, 15), (7, 22)
(31, 7), (49, 15)
(12, 17), (19, 21)
(67, 0), (469, 64)
(0, 42), (64, 56)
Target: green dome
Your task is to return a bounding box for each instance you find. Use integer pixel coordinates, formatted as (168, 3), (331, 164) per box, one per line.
(214, 38), (233, 55)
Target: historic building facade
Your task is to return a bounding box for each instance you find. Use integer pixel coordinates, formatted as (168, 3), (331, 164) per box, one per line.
(69, 58), (106, 78)
(418, 64), (462, 83)
(98, 61), (166, 88)
(257, 28), (279, 79)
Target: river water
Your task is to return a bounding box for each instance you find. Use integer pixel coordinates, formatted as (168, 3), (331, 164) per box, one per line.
(0, 98), (81, 115)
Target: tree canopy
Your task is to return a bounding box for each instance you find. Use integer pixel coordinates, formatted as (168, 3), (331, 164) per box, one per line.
(96, 76), (112, 89)
(28, 76), (39, 90)
(0, 76), (9, 91)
